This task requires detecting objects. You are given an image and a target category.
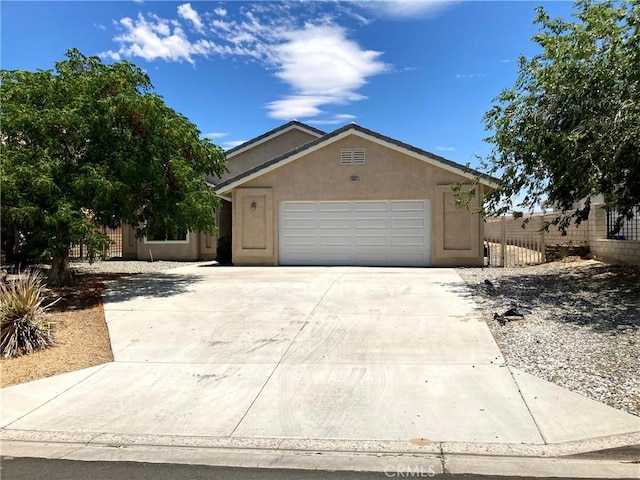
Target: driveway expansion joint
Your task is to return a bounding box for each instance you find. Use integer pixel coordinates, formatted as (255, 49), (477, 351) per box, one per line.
(228, 268), (352, 437)
(506, 365), (548, 445)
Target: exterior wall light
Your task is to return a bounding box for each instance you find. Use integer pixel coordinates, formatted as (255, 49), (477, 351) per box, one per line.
(251, 201), (257, 211)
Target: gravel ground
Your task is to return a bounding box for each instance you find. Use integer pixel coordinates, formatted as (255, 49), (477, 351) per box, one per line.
(69, 259), (213, 274)
(457, 258), (640, 417)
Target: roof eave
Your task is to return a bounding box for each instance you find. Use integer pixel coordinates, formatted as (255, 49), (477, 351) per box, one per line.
(225, 120), (325, 159)
(215, 123), (501, 193)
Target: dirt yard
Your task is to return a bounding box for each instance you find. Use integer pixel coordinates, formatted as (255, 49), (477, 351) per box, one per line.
(1, 274), (117, 387)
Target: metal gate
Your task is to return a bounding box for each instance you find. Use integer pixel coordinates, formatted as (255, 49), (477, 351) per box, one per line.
(69, 226), (123, 260)
(484, 217), (545, 267)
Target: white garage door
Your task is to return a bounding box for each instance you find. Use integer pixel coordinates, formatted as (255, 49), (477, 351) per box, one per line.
(279, 200), (431, 266)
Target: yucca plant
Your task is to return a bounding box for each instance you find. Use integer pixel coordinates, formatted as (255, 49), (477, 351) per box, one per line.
(0, 269), (58, 358)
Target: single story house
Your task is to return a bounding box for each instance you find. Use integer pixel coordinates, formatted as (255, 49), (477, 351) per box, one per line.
(123, 121), (498, 266)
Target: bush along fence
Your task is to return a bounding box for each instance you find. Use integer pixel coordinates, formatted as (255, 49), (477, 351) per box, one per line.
(484, 204), (640, 267)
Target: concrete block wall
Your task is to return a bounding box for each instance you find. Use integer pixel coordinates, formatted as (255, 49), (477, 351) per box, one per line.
(590, 239), (640, 265)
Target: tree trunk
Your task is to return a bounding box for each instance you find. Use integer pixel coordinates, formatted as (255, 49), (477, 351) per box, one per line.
(49, 252), (74, 286)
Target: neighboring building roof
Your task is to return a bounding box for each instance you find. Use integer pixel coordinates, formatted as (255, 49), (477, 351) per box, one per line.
(215, 123), (500, 194)
(224, 120), (325, 158)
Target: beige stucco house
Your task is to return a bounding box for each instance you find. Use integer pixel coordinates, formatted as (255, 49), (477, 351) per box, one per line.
(123, 121), (498, 266)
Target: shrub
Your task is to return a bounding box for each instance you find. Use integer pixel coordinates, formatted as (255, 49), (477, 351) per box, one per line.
(0, 269), (57, 358)
(216, 235), (233, 265)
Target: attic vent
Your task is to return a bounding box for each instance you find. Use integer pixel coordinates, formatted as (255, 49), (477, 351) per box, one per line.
(340, 148), (366, 164)
(353, 148), (365, 164)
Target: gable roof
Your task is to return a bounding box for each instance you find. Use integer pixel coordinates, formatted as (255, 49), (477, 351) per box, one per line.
(215, 123), (499, 194)
(224, 120), (325, 158)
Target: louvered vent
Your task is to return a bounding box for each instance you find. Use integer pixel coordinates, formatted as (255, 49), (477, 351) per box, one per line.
(341, 149), (353, 164)
(340, 148), (365, 164)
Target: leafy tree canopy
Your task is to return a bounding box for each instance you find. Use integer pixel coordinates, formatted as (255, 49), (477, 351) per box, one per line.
(482, 0), (639, 231)
(1, 49), (227, 284)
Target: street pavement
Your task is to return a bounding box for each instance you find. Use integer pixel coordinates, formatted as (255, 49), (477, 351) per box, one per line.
(4, 456), (639, 480)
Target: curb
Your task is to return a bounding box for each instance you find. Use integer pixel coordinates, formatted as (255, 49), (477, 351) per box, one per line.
(2, 430), (639, 478)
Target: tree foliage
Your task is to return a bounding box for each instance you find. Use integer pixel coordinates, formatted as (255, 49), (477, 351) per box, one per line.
(482, 0), (640, 230)
(1, 49), (227, 284)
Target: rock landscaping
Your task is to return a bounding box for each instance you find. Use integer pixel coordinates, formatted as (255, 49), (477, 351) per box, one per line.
(458, 258), (640, 417)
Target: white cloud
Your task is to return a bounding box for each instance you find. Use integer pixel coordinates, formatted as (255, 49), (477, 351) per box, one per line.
(275, 25), (385, 98)
(266, 95), (332, 120)
(436, 146), (456, 151)
(177, 3), (204, 32)
(214, 7), (227, 17)
(204, 132), (227, 139)
(265, 24), (387, 119)
(102, 4), (389, 121)
(103, 13), (215, 64)
(455, 73), (486, 79)
(361, 0), (455, 19)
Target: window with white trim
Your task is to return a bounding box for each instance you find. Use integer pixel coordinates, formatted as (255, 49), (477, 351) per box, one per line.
(145, 231), (189, 244)
(340, 148), (366, 164)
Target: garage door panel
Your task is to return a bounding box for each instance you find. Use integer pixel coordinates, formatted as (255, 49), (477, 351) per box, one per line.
(318, 252), (350, 263)
(284, 218), (316, 229)
(284, 235), (317, 246)
(354, 202), (388, 212)
(319, 203), (351, 212)
(354, 218), (388, 229)
(319, 218), (351, 229)
(353, 253), (387, 264)
(280, 201), (430, 266)
(391, 253), (428, 264)
(319, 236), (351, 246)
(391, 201), (425, 211)
(391, 218), (425, 228)
(354, 236), (388, 246)
(286, 253), (319, 264)
(391, 235), (426, 246)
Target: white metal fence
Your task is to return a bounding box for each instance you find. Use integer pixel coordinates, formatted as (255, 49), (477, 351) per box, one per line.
(484, 216), (545, 267)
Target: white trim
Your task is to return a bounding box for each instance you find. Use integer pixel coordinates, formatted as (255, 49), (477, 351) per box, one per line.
(217, 128), (499, 194)
(226, 124), (323, 159)
(144, 232), (190, 245)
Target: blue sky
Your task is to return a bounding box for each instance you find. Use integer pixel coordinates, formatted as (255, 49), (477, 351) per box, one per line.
(1, 1), (575, 171)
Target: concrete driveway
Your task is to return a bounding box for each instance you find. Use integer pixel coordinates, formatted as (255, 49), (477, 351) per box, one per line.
(2, 266), (638, 461)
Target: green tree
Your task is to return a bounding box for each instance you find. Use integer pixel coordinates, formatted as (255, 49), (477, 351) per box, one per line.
(1, 49), (227, 285)
(482, 0), (640, 231)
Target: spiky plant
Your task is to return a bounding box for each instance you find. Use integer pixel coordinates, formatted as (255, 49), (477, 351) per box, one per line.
(0, 269), (57, 358)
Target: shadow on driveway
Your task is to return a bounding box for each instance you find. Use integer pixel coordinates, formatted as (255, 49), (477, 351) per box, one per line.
(103, 273), (203, 303)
